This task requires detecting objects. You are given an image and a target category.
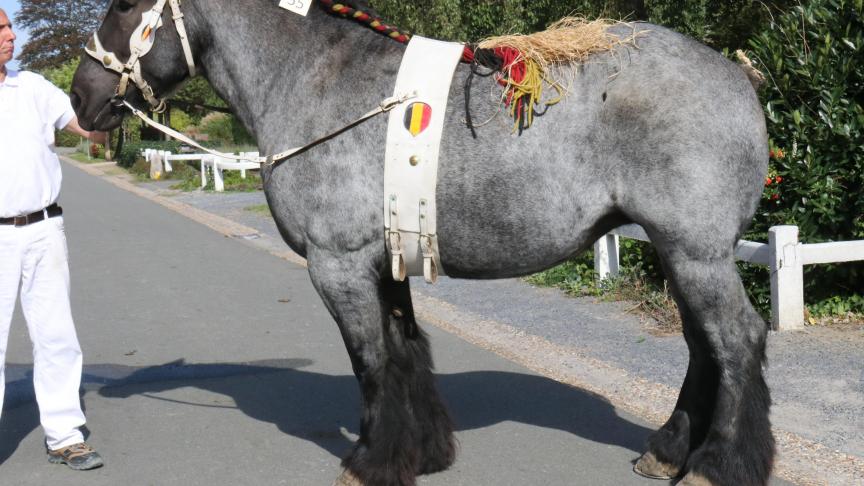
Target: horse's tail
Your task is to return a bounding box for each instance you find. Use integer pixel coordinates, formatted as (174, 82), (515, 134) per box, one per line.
(735, 49), (765, 90)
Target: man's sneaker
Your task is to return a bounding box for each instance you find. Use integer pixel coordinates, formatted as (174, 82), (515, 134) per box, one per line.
(47, 442), (104, 470)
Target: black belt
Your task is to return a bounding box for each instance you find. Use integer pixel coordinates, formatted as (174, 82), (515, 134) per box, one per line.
(0, 204), (63, 227)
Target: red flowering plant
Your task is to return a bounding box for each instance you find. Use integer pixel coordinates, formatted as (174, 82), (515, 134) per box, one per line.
(762, 147), (785, 204)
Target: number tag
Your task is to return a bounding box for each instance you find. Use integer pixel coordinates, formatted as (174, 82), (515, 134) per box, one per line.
(279, 0), (312, 17)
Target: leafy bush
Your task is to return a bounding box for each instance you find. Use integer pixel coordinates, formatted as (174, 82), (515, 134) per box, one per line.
(40, 58), (78, 92)
(55, 130), (81, 147)
(116, 140), (187, 168)
(526, 253), (595, 293)
(187, 112), (255, 146)
(198, 113), (234, 144)
(746, 0), (864, 314)
(169, 108), (194, 133)
(370, 1), (792, 51)
(128, 158), (151, 179)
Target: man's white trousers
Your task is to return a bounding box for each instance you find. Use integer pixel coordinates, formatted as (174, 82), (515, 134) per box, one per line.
(0, 216), (86, 450)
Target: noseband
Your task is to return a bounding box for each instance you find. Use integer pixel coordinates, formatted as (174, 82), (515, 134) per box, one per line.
(85, 0), (195, 113)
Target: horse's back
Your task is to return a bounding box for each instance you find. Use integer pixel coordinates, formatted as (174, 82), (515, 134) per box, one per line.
(436, 23), (768, 277)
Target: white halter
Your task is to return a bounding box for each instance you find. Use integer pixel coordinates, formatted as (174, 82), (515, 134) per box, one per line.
(85, 0), (196, 113)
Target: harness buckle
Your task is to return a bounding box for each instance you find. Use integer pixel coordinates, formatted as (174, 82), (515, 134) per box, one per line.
(379, 92), (416, 112)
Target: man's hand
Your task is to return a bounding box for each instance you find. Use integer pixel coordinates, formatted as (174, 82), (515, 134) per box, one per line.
(88, 130), (108, 145)
(64, 116), (107, 145)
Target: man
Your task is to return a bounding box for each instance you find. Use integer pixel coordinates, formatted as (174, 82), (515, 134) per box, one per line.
(0, 8), (105, 470)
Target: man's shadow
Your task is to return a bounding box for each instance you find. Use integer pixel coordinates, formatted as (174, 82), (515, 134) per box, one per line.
(0, 358), (654, 465)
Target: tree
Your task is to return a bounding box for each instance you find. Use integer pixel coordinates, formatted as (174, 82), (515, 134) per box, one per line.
(41, 58), (79, 92)
(16, 0), (109, 71)
(369, 0), (796, 51)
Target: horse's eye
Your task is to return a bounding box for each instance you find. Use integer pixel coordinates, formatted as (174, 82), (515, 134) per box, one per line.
(115, 0), (134, 13)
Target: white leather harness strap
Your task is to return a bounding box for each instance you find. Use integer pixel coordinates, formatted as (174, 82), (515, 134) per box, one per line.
(384, 37), (464, 284)
(85, 0), (196, 112)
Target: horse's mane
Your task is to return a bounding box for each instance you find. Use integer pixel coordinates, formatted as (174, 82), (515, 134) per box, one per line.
(316, 0), (409, 43)
(318, 0), (380, 18)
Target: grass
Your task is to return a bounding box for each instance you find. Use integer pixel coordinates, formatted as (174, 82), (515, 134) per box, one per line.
(595, 270), (682, 335)
(244, 204), (271, 216)
(527, 259), (683, 334)
(171, 168), (262, 192)
(530, 259), (864, 332)
(805, 310), (864, 328)
(67, 152), (107, 164)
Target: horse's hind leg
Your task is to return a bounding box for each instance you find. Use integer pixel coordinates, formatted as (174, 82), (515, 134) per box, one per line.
(635, 319), (718, 480)
(638, 247), (774, 486)
(307, 247), (455, 486)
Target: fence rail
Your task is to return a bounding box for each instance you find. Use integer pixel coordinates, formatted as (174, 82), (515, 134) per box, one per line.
(143, 149), (260, 191)
(595, 225), (864, 331)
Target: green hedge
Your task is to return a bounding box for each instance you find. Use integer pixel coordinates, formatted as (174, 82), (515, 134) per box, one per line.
(745, 0), (863, 315)
(55, 130), (81, 148)
(370, 1), (788, 51)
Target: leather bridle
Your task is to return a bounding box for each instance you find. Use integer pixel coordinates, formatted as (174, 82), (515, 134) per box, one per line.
(85, 0), (195, 113)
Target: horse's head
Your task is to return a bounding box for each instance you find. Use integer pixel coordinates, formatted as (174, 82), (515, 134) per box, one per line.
(71, 0), (197, 130)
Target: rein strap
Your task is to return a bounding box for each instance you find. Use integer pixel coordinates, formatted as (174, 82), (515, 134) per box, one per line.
(122, 92), (416, 167)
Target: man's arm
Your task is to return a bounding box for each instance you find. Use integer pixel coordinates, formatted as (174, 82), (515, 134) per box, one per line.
(63, 116), (108, 145)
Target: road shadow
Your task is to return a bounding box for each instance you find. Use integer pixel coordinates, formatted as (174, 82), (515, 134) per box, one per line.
(0, 372), (94, 466)
(1, 358), (653, 465)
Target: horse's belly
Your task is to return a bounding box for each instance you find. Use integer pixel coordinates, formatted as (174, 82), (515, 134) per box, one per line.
(434, 194), (621, 279)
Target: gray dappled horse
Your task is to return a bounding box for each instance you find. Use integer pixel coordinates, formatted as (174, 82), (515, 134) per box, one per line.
(70, 1), (774, 485)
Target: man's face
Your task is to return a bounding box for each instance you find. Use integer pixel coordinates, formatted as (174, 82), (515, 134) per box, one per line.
(0, 10), (16, 68)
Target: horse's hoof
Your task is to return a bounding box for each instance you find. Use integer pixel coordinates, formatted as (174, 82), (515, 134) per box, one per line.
(332, 469), (364, 486)
(678, 472), (715, 486)
(633, 452), (679, 480)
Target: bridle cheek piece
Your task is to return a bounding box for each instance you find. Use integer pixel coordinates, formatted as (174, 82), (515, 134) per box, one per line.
(85, 0), (196, 113)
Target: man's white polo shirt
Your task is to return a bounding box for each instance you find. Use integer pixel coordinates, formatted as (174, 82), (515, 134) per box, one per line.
(0, 69), (76, 218)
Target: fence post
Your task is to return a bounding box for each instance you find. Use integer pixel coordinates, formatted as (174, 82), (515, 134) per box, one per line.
(148, 152), (163, 180)
(769, 225), (805, 330)
(214, 159), (225, 192)
(594, 234), (620, 281)
(200, 158), (209, 188)
(162, 151), (173, 173)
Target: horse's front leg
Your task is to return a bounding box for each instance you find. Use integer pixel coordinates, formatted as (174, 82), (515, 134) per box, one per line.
(307, 245), (455, 486)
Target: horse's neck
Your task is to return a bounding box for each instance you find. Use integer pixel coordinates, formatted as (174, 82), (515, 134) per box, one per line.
(187, 0), (404, 154)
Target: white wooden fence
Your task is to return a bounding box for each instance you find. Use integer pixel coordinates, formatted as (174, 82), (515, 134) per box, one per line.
(143, 150), (260, 192)
(206, 153), (260, 192)
(594, 225), (864, 331)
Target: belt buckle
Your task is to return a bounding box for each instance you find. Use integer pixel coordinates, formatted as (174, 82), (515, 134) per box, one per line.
(13, 215), (28, 227)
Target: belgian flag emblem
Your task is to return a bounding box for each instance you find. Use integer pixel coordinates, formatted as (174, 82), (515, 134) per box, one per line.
(403, 102), (432, 137)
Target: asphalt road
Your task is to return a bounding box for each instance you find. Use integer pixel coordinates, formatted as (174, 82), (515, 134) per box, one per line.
(0, 159), (824, 485)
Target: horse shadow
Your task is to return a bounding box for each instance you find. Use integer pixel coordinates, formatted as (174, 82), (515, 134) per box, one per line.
(1, 358), (653, 464)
